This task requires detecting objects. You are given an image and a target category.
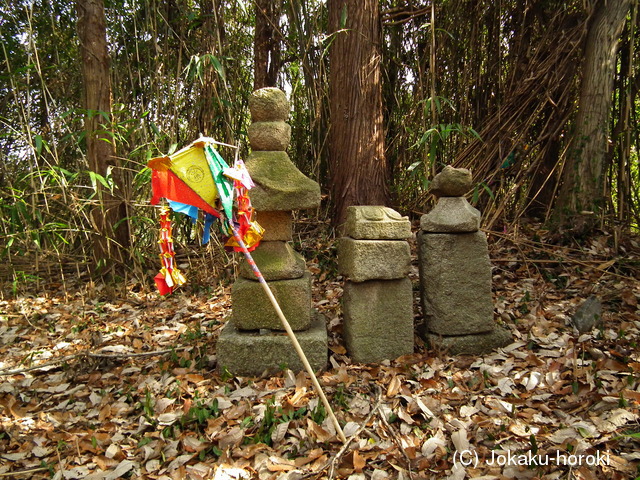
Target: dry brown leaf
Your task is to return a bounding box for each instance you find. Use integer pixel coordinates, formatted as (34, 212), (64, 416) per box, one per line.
(94, 455), (120, 471)
(353, 450), (366, 473)
(596, 259), (617, 271)
(621, 290), (638, 307)
(1, 394), (25, 418)
(386, 375), (403, 397)
(0, 231), (638, 480)
(217, 427), (244, 450)
(294, 448), (324, 467)
(592, 408), (638, 433)
(307, 419), (333, 442)
(267, 455), (296, 472)
(622, 389), (640, 404)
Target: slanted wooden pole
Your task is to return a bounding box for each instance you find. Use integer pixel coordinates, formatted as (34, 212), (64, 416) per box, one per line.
(230, 225), (347, 444)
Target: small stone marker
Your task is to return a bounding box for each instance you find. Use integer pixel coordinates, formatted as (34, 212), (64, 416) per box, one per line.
(571, 296), (602, 333)
(217, 88), (327, 376)
(338, 206), (414, 363)
(417, 166), (511, 355)
(344, 205), (413, 239)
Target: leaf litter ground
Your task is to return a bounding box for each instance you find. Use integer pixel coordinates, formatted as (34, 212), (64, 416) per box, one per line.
(1, 227), (639, 480)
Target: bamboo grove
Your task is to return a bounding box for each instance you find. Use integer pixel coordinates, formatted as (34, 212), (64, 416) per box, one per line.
(1, 0), (639, 283)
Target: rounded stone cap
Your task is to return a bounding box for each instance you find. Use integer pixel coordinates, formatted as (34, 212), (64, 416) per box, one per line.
(430, 165), (473, 197)
(249, 88), (290, 122)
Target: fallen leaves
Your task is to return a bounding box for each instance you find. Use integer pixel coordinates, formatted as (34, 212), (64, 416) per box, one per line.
(0, 230), (639, 479)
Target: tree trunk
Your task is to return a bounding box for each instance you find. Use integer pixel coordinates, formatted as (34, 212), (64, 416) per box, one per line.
(77, 0), (129, 269)
(328, 0), (391, 228)
(197, 0), (227, 138)
(254, 0), (281, 89)
(556, 0), (630, 233)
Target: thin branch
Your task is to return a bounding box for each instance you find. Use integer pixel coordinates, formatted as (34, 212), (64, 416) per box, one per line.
(0, 467), (51, 477)
(0, 347), (188, 377)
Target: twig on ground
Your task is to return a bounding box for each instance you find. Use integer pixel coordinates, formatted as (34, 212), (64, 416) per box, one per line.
(0, 467), (51, 477)
(0, 346), (189, 376)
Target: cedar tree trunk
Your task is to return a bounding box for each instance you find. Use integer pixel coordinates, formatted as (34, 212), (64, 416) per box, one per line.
(254, 0), (281, 89)
(328, 0), (391, 228)
(77, 0), (129, 268)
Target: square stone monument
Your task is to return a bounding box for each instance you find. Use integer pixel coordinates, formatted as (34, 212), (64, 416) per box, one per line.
(338, 206), (414, 363)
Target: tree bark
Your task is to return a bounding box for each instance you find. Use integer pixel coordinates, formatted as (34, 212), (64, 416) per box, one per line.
(254, 0), (281, 89)
(556, 0), (630, 232)
(77, 0), (129, 269)
(197, 0), (227, 138)
(328, 0), (391, 228)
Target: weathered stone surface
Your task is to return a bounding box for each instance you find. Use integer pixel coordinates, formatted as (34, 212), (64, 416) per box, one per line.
(426, 326), (512, 355)
(338, 238), (411, 282)
(249, 87), (290, 122)
(343, 206), (412, 240)
(239, 241), (305, 281)
(417, 231), (495, 335)
(256, 211), (293, 241)
(248, 121), (291, 151)
(246, 151), (321, 211)
(420, 197), (481, 233)
(232, 273), (312, 331)
(571, 296), (603, 333)
(430, 165), (473, 197)
(217, 312), (327, 376)
(342, 279), (414, 363)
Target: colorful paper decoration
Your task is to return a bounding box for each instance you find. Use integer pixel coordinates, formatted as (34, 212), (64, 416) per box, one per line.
(148, 137), (264, 294)
(154, 207), (186, 295)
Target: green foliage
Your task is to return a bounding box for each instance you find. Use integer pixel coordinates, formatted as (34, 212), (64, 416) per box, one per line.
(248, 397), (324, 446)
(181, 323), (204, 342)
(0, 0), (257, 285)
(402, 96), (482, 205)
(415, 99), (482, 170)
(40, 460), (55, 477)
(181, 398), (220, 432)
(10, 271), (41, 295)
(142, 388), (155, 420)
(0, 0), (638, 286)
(186, 54), (227, 84)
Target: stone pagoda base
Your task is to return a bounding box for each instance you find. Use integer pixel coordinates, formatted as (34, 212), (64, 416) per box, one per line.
(217, 312), (328, 376)
(425, 327), (512, 355)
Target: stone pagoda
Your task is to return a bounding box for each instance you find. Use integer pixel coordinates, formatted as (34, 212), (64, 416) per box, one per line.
(417, 166), (511, 354)
(217, 88), (326, 376)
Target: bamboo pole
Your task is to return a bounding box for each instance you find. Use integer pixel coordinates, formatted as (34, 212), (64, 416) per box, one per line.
(230, 224), (347, 444)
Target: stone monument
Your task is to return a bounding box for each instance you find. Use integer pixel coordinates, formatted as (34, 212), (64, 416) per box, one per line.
(217, 88), (327, 375)
(417, 166), (511, 354)
(338, 206), (414, 363)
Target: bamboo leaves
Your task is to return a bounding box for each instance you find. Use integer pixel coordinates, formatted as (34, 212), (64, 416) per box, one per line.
(185, 54), (226, 84)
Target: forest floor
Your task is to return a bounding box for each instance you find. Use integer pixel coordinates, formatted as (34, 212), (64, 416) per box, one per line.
(1, 224), (639, 480)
